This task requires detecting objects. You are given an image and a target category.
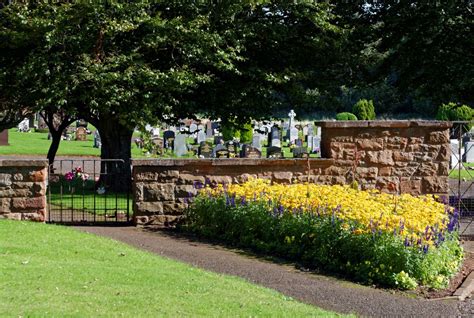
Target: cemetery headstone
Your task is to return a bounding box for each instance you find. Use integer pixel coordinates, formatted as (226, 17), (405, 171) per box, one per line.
(252, 135), (262, 151)
(37, 115), (48, 132)
(214, 136), (224, 146)
(241, 145), (261, 158)
(266, 146), (284, 158)
(18, 118), (29, 132)
(163, 130), (175, 150)
(311, 136), (321, 153)
(174, 133), (188, 157)
(75, 127), (87, 141)
(206, 121), (213, 138)
(290, 127), (299, 143)
(0, 130), (8, 146)
(93, 130), (101, 148)
(190, 123), (198, 134)
(213, 144), (229, 158)
(465, 141), (474, 163)
(307, 124), (314, 138)
(226, 141), (239, 158)
(295, 139), (303, 147)
(307, 134), (314, 150)
(269, 125), (281, 148)
(197, 130), (207, 144)
(293, 147), (309, 158)
(199, 142), (213, 158)
(451, 139), (461, 169)
(302, 125), (309, 139)
(151, 137), (164, 155)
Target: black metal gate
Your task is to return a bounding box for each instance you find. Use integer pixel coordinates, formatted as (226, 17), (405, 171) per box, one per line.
(47, 159), (132, 225)
(449, 121), (474, 237)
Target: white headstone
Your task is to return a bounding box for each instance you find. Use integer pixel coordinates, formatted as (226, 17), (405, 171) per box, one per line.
(311, 136), (321, 153)
(197, 130), (206, 144)
(288, 109), (296, 128)
(302, 125), (308, 137)
(465, 141), (474, 163)
(18, 118), (29, 132)
(151, 127), (160, 137)
(290, 127), (299, 143)
(252, 135), (262, 151)
(174, 133), (188, 157)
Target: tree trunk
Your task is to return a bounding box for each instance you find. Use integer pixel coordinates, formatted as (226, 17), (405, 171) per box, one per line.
(95, 118), (133, 193)
(47, 131), (62, 166)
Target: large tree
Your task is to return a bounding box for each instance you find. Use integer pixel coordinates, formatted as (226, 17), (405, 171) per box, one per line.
(0, 1), (346, 189)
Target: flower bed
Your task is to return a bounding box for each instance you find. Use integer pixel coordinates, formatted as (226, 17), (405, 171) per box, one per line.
(182, 179), (463, 290)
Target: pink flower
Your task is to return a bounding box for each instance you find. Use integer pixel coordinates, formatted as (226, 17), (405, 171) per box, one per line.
(65, 172), (74, 181)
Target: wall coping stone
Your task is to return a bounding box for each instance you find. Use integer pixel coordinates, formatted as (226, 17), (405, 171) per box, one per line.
(132, 158), (334, 167)
(314, 120), (452, 129)
(0, 160), (49, 167)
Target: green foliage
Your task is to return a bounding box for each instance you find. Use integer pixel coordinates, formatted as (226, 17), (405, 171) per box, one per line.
(221, 121), (253, 142)
(436, 102), (473, 121)
(183, 195), (463, 290)
(352, 99), (376, 120)
(336, 112), (357, 121)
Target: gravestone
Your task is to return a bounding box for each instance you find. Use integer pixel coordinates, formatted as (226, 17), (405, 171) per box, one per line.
(266, 146), (283, 158)
(307, 134), (314, 150)
(293, 147), (309, 158)
(199, 142), (213, 158)
(206, 121), (213, 138)
(213, 144), (229, 158)
(151, 127), (160, 137)
(151, 137), (164, 155)
(465, 141), (474, 163)
(307, 124), (314, 137)
(0, 130), (8, 146)
(289, 127), (299, 143)
(163, 130), (175, 150)
(269, 125), (281, 148)
(311, 136), (321, 153)
(197, 130), (207, 144)
(252, 135), (262, 151)
(93, 130), (101, 148)
(226, 141), (239, 158)
(241, 145), (261, 158)
(451, 139), (461, 169)
(75, 127), (87, 141)
(18, 118), (29, 132)
(295, 139), (303, 147)
(302, 125), (309, 139)
(174, 133), (188, 157)
(214, 136), (224, 146)
(190, 123), (198, 135)
(37, 115), (48, 132)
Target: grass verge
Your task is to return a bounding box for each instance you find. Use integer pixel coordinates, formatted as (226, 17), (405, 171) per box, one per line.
(0, 220), (342, 317)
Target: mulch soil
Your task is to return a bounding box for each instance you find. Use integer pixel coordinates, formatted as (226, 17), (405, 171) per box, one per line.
(75, 226), (474, 317)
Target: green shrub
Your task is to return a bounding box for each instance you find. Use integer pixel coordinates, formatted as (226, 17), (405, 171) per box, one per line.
(221, 121), (252, 142)
(182, 193), (463, 290)
(352, 99), (376, 120)
(436, 102), (473, 121)
(336, 112), (358, 121)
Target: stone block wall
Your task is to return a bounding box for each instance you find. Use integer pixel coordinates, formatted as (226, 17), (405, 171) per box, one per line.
(132, 121), (451, 227)
(0, 160), (48, 221)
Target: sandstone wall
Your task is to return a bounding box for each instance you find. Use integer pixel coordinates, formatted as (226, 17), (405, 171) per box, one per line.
(132, 121), (452, 227)
(0, 160), (48, 221)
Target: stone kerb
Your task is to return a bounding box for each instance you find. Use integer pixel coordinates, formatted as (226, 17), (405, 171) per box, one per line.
(0, 160), (49, 222)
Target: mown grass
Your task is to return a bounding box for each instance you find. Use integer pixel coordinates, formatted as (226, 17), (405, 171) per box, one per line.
(49, 192), (132, 215)
(0, 220), (343, 317)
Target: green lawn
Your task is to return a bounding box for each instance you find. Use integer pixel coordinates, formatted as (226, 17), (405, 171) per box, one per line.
(49, 192), (132, 215)
(0, 220), (342, 317)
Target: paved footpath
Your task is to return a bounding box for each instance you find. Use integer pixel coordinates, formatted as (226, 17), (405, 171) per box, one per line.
(75, 226), (473, 317)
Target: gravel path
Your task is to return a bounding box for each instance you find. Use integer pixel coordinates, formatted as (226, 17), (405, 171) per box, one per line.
(75, 226), (473, 317)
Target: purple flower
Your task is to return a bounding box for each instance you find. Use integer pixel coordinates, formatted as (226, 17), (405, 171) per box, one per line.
(404, 237), (410, 247)
(422, 245), (429, 254)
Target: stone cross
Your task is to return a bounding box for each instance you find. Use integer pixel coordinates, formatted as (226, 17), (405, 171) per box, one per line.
(288, 109), (296, 128)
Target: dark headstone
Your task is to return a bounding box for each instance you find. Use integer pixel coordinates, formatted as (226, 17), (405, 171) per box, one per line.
(199, 142), (213, 158)
(0, 130), (8, 146)
(226, 141), (239, 158)
(163, 130), (175, 149)
(214, 136), (224, 146)
(213, 144), (229, 158)
(241, 145), (261, 158)
(266, 146), (283, 158)
(269, 125), (281, 147)
(293, 147), (309, 158)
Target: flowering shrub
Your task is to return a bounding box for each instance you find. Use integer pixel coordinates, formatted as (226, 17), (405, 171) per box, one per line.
(182, 179), (464, 290)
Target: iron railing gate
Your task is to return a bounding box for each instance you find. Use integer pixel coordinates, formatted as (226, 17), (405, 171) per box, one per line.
(449, 121), (474, 237)
(47, 159), (132, 225)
